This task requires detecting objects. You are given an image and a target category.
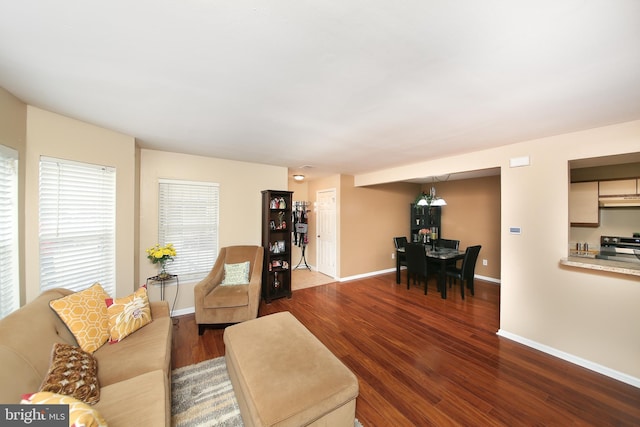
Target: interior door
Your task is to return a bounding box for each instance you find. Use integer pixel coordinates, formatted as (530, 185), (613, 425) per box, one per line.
(316, 189), (336, 278)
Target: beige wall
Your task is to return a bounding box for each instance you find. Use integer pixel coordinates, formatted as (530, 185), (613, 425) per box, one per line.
(339, 177), (418, 278)
(23, 107), (137, 302)
(0, 88), (27, 304)
(139, 149), (287, 311)
(355, 119), (640, 383)
(430, 175), (501, 280)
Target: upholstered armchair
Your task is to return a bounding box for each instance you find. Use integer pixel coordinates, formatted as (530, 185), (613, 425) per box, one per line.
(194, 245), (264, 335)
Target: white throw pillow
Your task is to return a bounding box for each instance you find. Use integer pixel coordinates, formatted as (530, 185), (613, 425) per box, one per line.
(221, 261), (250, 285)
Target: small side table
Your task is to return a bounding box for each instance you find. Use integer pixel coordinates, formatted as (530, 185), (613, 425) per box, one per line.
(146, 274), (178, 301)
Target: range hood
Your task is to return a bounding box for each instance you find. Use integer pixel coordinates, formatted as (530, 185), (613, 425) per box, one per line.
(599, 196), (640, 207)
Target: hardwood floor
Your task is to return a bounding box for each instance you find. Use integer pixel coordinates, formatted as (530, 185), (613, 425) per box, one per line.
(172, 272), (640, 426)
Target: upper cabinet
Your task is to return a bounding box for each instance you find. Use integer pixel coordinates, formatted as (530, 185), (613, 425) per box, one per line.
(410, 204), (441, 242)
(569, 181), (599, 227)
(598, 179), (638, 196)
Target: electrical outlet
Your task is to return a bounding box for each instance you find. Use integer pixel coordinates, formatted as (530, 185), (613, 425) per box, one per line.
(482, 259), (488, 266)
(391, 252), (395, 259)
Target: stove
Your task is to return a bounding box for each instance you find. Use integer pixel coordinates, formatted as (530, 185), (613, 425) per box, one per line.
(596, 236), (640, 264)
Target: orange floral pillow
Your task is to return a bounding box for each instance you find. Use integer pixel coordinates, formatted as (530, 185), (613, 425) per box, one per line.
(105, 286), (152, 343)
(49, 283), (110, 353)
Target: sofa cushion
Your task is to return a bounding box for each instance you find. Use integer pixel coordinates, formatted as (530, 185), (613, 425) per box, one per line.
(92, 302), (171, 387)
(93, 370), (169, 427)
(49, 283), (110, 353)
(21, 391), (107, 427)
(221, 261), (250, 285)
(40, 343), (100, 404)
(204, 284), (249, 308)
(106, 286), (152, 343)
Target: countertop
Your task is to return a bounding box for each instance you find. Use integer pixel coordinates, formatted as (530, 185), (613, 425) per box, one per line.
(560, 256), (640, 277)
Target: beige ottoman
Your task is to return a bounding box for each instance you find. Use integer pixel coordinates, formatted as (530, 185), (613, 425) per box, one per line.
(223, 311), (359, 427)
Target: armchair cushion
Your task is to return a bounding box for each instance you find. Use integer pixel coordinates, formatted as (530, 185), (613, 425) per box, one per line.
(221, 261), (250, 285)
(204, 284), (249, 308)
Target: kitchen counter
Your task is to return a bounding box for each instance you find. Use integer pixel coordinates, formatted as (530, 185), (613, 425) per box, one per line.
(560, 256), (640, 277)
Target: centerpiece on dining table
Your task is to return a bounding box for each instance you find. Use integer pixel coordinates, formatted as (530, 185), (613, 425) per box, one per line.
(418, 228), (430, 244)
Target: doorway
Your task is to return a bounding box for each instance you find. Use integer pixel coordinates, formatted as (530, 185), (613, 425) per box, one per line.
(316, 188), (336, 278)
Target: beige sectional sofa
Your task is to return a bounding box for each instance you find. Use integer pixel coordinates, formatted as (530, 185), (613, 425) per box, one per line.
(0, 288), (172, 426)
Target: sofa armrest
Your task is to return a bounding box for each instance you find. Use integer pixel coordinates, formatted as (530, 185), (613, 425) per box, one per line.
(150, 300), (170, 318)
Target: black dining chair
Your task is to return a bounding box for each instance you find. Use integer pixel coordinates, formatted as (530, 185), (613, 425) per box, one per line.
(446, 245), (481, 299)
(393, 236), (408, 269)
(405, 243), (430, 295)
(437, 239), (460, 250)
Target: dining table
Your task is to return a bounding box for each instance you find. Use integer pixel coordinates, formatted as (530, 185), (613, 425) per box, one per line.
(396, 245), (465, 299)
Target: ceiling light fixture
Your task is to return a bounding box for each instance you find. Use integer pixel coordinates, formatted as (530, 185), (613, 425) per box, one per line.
(293, 174), (305, 182)
(416, 186), (446, 206)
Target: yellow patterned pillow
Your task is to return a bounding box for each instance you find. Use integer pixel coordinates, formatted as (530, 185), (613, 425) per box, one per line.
(21, 392), (107, 427)
(49, 283), (110, 354)
(105, 286), (152, 343)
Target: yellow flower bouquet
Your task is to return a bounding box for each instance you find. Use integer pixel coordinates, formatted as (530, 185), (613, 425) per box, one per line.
(146, 243), (176, 277)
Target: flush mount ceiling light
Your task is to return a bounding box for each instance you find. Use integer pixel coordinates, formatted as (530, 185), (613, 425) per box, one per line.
(293, 174), (305, 181)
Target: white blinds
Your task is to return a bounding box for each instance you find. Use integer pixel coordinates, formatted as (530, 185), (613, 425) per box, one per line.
(158, 179), (219, 282)
(0, 145), (19, 319)
(39, 157), (116, 295)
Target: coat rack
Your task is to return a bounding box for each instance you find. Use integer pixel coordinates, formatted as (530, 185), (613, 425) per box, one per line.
(292, 201), (310, 270)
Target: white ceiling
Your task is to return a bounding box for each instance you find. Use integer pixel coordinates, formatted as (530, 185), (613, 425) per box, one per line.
(1, 1), (639, 181)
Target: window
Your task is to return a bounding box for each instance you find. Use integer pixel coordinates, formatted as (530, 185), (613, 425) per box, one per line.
(39, 157), (116, 295)
(0, 145), (19, 319)
(158, 179), (219, 282)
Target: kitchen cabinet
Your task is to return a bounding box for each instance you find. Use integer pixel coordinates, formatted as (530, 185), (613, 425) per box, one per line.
(569, 181), (599, 227)
(599, 179), (637, 196)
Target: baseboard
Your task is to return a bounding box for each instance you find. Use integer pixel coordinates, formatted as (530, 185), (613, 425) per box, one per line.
(338, 270), (500, 284)
(171, 306), (195, 317)
(339, 268), (396, 282)
(497, 329), (640, 389)
(475, 274), (500, 284)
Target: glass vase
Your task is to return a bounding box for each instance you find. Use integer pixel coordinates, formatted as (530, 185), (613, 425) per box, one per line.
(158, 260), (169, 278)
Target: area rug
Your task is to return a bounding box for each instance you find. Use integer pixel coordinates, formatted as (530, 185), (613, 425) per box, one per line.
(171, 357), (363, 427)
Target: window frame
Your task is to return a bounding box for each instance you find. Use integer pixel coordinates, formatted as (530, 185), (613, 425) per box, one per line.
(0, 144), (19, 318)
(157, 178), (219, 283)
(38, 156), (116, 296)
